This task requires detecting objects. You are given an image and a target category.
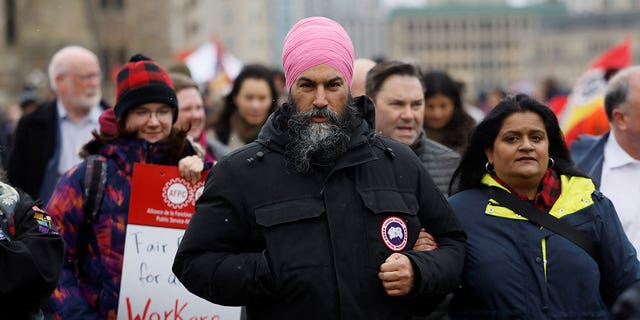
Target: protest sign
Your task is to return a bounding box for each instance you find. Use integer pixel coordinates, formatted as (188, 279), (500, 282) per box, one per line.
(117, 163), (241, 320)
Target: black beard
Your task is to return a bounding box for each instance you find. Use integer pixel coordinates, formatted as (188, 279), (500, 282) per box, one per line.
(281, 96), (359, 174)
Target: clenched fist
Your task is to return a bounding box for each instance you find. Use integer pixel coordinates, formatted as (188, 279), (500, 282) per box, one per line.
(378, 253), (414, 296)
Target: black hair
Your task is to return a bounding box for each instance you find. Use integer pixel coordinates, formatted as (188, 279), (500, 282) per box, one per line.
(365, 61), (422, 100)
(422, 71), (475, 152)
(215, 64), (279, 144)
(449, 93), (587, 195)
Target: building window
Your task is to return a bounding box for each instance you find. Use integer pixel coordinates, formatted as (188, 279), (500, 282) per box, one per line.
(480, 42), (493, 50)
(187, 22), (199, 35)
(101, 0), (124, 10)
(100, 49), (110, 71)
(5, 0), (16, 45)
(118, 47), (127, 64)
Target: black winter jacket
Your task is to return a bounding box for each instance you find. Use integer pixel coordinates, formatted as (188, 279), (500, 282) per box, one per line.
(0, 182), (64, 319)
(8, 99), (109, 200)
(173, 96), (466, 320)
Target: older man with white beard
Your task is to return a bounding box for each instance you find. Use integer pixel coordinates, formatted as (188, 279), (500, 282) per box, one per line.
(9, 45), (109, 203)
(174, 16), (466, 320)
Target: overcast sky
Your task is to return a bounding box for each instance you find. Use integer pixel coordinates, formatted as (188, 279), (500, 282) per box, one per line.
(382, 0), (543, 7)
(381, 0), (426, 7)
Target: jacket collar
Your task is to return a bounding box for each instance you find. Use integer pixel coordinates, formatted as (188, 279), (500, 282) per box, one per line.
(571, 132), (609, 186)
(410, 132), (427, 154)
(481, 173), (596, 220)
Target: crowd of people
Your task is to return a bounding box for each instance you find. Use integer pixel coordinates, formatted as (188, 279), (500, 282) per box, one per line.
(0, 15), (639, 320)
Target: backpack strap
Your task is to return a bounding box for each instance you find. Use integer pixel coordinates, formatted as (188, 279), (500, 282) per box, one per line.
(83, 155), (108, 223)
(75, 155), (108, 276)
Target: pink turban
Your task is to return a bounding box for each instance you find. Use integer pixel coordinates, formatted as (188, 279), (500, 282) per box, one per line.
(282, 16), (355, 91)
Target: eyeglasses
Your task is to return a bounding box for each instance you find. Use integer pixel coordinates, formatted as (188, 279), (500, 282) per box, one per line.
(130, 107), (173, 120)
(64, 72), (103, 82)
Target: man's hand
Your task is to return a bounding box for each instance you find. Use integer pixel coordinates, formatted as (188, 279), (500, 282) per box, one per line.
(378, 253), (414, 296)
(178, 155), (204, 183)
(413, 228), (438, 251)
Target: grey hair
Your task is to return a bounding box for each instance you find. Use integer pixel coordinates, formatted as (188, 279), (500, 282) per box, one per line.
(47, 45), (96, 92)
(605, 65), (640, 121)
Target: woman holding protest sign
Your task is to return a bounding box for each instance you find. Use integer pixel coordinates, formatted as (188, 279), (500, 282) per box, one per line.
(46, 54), (205, 319)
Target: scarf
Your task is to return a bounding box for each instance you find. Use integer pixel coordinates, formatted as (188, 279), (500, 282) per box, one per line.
(493, 168), (561, 212)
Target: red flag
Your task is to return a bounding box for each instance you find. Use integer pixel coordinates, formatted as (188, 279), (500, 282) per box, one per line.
(557, 37), (631, 146)
(548, 94), (568, 116)
(589, 37), (631, 69)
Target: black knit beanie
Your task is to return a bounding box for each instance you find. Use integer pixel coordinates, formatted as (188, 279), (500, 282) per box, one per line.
(113, 54), (178, 123)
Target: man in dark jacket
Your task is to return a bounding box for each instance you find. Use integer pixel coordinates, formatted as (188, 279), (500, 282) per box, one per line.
(8, 45), (108, 203)
(173, 16), (466, 320)
(0, 181), (64, 319)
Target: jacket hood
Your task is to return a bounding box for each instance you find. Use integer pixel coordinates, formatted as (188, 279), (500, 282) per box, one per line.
(256, 95), (376, 152)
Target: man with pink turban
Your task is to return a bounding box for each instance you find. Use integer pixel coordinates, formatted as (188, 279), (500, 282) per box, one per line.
(174, 16), (466, 320)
